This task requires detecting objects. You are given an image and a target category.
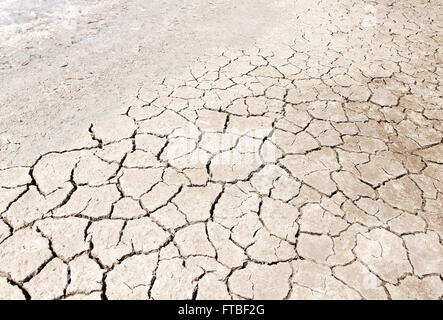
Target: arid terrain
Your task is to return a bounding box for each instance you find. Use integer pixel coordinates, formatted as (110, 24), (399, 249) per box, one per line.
(0, 0), (442, 300)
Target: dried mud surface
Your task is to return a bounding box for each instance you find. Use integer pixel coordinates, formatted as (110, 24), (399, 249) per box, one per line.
(0, 0), (442, 300)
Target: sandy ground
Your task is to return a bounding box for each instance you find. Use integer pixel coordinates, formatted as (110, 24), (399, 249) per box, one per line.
(0, 0), (442, 299)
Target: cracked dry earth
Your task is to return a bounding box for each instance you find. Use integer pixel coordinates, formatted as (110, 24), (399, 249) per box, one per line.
(1, 1), (443, 301)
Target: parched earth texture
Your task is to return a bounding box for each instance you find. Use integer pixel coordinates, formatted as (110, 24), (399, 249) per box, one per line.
(0, 0), (442, 300)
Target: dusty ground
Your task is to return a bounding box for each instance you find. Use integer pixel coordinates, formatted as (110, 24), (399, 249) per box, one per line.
(0, 0), (442, 300)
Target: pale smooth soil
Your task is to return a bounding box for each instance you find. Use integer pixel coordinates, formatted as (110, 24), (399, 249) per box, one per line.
(0, 0), (442, 300)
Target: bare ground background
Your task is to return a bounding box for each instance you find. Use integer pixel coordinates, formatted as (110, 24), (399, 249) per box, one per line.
(0, 0), (299, 168)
